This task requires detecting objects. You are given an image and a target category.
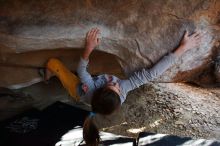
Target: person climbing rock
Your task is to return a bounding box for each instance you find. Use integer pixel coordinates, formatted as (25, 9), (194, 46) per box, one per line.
(44, 28), (202, 146)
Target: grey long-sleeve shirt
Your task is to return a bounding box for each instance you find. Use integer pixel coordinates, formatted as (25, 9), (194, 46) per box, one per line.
(77, 53), (176, 105)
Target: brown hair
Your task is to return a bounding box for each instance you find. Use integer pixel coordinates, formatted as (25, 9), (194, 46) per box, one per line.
(83, 116), (99, 146)
(83, 87), (120, 146)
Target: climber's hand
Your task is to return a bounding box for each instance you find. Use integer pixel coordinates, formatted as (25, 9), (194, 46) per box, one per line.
(174, 30), (201, 57)
(83, 28), (100, 60)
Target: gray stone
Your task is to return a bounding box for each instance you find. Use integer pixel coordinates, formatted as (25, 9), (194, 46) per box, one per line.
(0, 0), (219, 87)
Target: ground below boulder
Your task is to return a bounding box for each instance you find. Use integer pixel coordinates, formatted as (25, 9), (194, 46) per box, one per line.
(1, 78), (219, 140)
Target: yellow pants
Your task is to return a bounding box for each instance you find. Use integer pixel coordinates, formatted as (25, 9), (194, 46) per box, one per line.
(46, 58), (80, 101)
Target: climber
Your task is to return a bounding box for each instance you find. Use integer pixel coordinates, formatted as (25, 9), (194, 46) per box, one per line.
(44, 27), (202, 145)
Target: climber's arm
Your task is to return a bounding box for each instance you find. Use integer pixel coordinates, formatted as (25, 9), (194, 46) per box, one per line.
(77, 28), (100, 84)
(120, 31), (202, 96)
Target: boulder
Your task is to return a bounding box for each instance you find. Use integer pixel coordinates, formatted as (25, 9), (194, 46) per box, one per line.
(0, 0), (219, 88)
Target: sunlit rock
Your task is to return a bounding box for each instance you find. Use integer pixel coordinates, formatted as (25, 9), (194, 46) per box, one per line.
(0, 0), (219, 87)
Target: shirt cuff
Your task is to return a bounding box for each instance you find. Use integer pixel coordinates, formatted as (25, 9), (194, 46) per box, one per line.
(168, 53), (177, 65)
(169, 53), (177, 59)
(79, 57), (89, 66)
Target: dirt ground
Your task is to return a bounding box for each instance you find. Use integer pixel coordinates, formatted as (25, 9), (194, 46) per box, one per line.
(98, 83), (220, 140)
(0, 78), (219, 140)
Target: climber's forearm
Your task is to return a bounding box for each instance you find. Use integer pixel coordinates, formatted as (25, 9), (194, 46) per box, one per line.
(173, 45), (186, 57)
(82, 49), (93, 60)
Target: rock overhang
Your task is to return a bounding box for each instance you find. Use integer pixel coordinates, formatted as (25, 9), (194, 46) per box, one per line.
(0, 0), (219, 88)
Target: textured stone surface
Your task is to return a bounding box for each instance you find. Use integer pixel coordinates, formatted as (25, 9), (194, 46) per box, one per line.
(0, 0), (220, 87)
(101, 83), (220, 139)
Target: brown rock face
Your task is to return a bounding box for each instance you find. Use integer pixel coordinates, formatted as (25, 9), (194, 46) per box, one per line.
(0, 0), (219, 88)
